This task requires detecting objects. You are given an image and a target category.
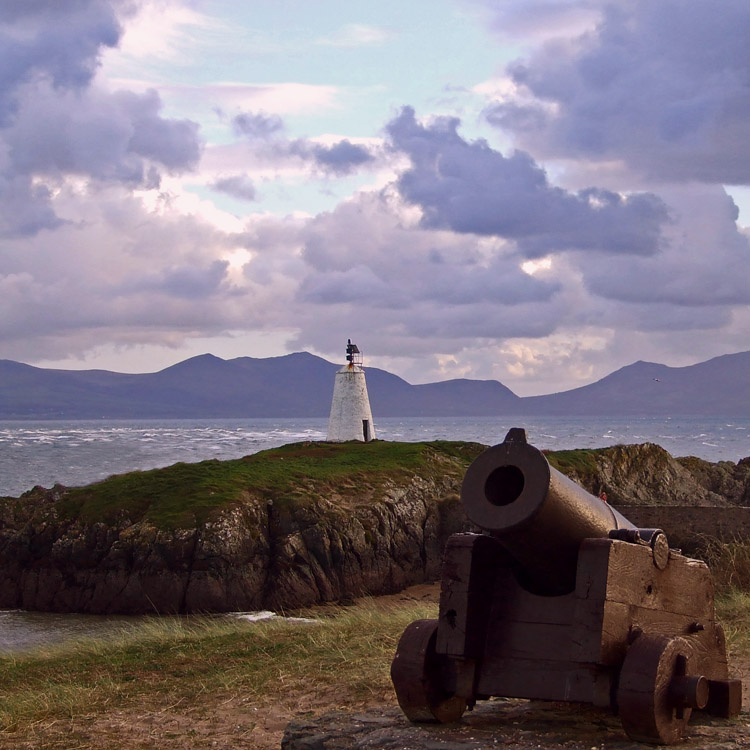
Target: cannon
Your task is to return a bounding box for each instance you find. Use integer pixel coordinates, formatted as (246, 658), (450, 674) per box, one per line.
(391, 428), (742, 744)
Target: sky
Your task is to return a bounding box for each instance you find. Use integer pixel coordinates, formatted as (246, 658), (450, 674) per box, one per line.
(1, 0), (749, 396)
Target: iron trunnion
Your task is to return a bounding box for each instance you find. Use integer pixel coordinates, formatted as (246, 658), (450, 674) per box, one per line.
(391, 428), (742, 744)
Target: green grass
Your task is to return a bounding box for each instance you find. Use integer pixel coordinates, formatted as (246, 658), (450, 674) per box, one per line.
(545, 448), (602, 480)
(6, 440), (485, 529)
(0, 600), (438, 733)
(686, 537), (750, 654)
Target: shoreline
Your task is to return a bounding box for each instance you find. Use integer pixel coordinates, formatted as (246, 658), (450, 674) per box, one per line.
(2, 415), (749, 498)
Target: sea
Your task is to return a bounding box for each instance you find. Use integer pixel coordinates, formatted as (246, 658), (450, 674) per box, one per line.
(1, 415), (748, 500)
(0, 415), (748, 652)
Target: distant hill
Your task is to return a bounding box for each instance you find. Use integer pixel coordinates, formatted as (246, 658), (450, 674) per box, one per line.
(0, 351), (747, 419)
(518, 352), (750, 416)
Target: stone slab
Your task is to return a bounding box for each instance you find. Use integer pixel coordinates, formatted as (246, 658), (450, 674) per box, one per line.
(282, 700), (750, 749)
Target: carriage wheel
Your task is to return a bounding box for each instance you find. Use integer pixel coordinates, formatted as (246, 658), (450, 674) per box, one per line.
(618, 635), (708, 744)
(390, 619), (468, 723)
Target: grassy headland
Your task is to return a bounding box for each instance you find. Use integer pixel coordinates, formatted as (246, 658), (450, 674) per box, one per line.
(22, 440), (485, 528)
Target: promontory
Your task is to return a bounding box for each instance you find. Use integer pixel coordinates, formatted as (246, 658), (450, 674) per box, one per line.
(0, 440), (748, 614)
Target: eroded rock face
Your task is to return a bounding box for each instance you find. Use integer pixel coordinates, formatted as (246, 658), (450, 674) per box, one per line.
(556, 443), (750, 507)
(676, 455), (750, 506)
(0, 472), (467, 614)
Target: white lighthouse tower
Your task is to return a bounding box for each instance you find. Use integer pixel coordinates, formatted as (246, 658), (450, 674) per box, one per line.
(326, 340), (376, 442)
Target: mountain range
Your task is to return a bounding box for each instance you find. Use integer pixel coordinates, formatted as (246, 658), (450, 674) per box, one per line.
(0, 350), (748, 419)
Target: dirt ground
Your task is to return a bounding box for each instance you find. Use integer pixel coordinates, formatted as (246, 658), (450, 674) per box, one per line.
(1, 583), (748, 750)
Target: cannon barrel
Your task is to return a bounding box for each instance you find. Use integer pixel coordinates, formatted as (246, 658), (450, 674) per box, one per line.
(461, 428), (636, 594)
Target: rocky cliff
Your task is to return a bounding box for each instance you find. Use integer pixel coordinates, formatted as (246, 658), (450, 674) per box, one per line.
(0, 441), (482, 614)
(547, 442), (750, 506)
(0, 440), (748, 614)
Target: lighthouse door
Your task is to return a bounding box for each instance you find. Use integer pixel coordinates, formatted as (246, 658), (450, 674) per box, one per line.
(362, 419), (371, 442)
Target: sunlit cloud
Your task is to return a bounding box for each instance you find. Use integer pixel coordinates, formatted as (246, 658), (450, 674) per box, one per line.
(108, 1), (222, 63)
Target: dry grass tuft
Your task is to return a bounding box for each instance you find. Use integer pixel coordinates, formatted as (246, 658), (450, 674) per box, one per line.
(701, 536), (750, 593)
(0, 599), (438, 733)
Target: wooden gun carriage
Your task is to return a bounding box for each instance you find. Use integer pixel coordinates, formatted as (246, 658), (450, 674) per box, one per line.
(391, 428), (742, 744)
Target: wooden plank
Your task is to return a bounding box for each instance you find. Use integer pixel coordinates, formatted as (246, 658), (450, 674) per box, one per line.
(476, 656), (610, 704)
(575, 538), (612, 601)
(437, 533), (504, 657)
(571, 599), (626, 665)
(483, 621), (576, 662)
(577, 539), (716, 619)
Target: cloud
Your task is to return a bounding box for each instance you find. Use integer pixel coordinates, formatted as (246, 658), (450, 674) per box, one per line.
(289, 189), (564, 342)
(232, 111), (284, 139)
(579, 185), (750, 308)
(108, 1), (222, 63)
(0, 183), (244, 351)
(0, 175), (63, 238)
(386, 107), (668, 257)
(123, 259), (232, 300)
(200, 82), (341, 115)
(0, 0), (128, 121)
(0, 1), (202, 237)
(466, 0), (601, 42)
(1, 0), (747, 400)
(227, 109), (377, 176)
(11, 85), (199, 179)
(287, 138), (375, 175)
(482, 0), (750, 184)
(211, 174), (257, 202)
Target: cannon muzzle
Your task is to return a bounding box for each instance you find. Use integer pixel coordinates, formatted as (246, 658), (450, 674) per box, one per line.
(461, 427), (636, 594)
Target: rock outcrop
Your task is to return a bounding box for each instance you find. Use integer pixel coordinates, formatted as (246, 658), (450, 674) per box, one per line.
(0, 439), (748, 614)
(676, 454), (750, 506)
(0, 441), (480, 614)
(548, 442), (748, 506)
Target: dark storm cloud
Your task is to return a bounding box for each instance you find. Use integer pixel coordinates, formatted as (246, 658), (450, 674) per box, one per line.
(298, 267), (397, 306)
(292, 190), (561, 330)
(211, 174), (257, 202)
(0, 0), (202, 237)
(484, 0), (750, 183)
(387, 107), (668, 257)
(125, 90), (201, 171)
(578, 186), (750, 308)
(0, 0), (127, 122)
